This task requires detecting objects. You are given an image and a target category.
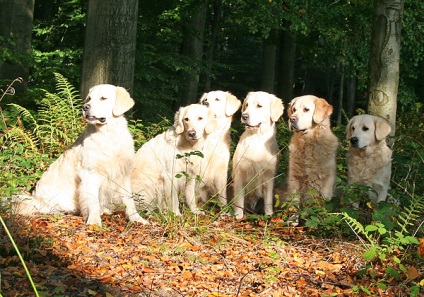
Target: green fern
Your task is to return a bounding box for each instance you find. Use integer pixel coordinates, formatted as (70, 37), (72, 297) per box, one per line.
(397, 194), (424, 234)
(338, 212), (377, 247)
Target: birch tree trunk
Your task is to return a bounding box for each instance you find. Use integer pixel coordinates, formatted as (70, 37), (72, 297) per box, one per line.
(0, 0), (34, 93)
(368, 0), (404, 135)
(80, 0), (139, 98)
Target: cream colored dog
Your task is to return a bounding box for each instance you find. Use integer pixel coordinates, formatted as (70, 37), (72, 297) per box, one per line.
(346, 114), (392, 204)
(286, 95), (338, 208)
(232, 91), (284, 219)
(16, 85), (148, 226)
(198, 91), (241, 206)
(132, 104), (216, 215)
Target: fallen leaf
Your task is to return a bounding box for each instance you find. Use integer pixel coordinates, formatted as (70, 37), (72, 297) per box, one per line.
(405, 266), (419, 280)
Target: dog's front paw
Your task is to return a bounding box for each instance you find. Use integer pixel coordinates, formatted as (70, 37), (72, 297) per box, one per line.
(233, 208), (244, 220)
(191, 208), (205, 215)
(127, 212), (149, 225)
(86, 215), (102, 227)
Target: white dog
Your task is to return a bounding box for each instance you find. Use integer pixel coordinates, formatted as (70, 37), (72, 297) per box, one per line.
(198, 91), (241, 206)
(286, 95), (339, 207)
(232, 91), (284, 219)
(16, 84), (148, 226)
(346, 114), (392, 204)
(131, 104), (216, 215)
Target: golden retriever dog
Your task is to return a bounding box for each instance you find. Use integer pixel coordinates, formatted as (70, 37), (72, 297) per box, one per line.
(286, 95), (338, 213)
(16, 84), (148, 226)
(346, 114), (392, 204)
(198, 91), (241, 205)
(131, 104), (216, 215)
(232, 91), (284, 219)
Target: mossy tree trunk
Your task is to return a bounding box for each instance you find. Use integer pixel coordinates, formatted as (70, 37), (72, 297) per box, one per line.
(80, 0), (139, 98)
(368, 0), (404, 136)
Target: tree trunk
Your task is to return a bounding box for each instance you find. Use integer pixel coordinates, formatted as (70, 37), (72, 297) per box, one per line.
(0, 0), (34, 93)
(80, 0), (139, 98)
(368, 0), (404, 136)
(337, 70), (345, 125)
(346, 76), (356, 118)
(178, 1), (207, 106)
(260, 42), (277, 93)
(277, 24), (297, 104)
(203, 0), (222, 92)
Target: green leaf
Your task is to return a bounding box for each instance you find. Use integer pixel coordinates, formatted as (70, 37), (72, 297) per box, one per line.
(385, 267), (400, 279)
(365, 225), (378, 232)
(363, 249), (377, 261)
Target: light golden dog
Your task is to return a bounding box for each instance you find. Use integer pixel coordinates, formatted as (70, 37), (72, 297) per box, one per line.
(131, 104), (216, 215)
(198, 91), (241, 206)
(286, 95), (338, 210)
(232, 91), (284, 219)
(346, 114), (392, 204)
(16, 85), (148, 226)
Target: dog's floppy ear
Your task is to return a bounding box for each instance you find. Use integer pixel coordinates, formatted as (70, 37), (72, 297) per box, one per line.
(113, 87), (135, 116)
(374, 116), (391, 141)
(199, 93), (207, 104)
(346, 118), (353, 139)
(174, 106), (185, 135)
(287, 98), (296, 117)
(270, 95), (284, 122)
(241, 93), (251, 112)
(205, 109), (217, 134)
(313, 98), (333, 124)
(225, 93), (241, 116)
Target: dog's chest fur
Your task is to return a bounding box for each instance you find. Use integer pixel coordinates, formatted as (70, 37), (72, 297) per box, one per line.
(348, 143), (392, 184)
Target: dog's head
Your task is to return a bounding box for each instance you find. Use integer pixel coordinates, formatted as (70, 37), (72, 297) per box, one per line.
(346, 114), (391, 149)
(240, 91), (284, 130)
(83, 84), (134, 125)
(174, 104), (216, 142)
(288, 95), (333, 132)
(199, 91), (241, 119)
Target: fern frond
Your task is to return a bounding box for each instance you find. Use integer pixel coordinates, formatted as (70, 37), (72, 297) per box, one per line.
(338, 212), (377, 247)
(7, 103), (38, 130)
(1, 126), (39, 153)
(397, 194), (424, 234)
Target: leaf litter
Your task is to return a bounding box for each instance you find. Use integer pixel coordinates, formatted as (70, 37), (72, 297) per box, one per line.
(0, 212), (419, 296)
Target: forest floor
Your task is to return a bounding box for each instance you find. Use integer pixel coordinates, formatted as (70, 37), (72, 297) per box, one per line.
(0, 212), (419, 297)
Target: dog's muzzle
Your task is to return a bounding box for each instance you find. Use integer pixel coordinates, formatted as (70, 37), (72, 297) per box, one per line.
(83, 105), (106, 124)
(350, 137), (359, 148)
(241, 113), (261, 129)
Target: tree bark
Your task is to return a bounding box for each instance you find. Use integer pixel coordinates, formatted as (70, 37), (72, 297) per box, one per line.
(80, 0), (139, 98)
(178, 1), (207, 106)
(260, 42), (277, 93)
(368, 0), (404, 135)
(0, 0), (34, 93)
(277, 24), (297, 104)
(203, 0), (222, 92)
(346, 76), (356, 118)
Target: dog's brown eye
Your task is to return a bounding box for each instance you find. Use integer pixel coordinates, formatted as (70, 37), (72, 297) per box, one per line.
(100, 96), (107, 100)
(215, 98), (220, 101)
(303, 108), (309, 112)
(352, 126), (355, 131)
(198, 117), (203, 121)
(292, 108), (296, 112)
(257, 104), (262, 108)
(184, 117), (189, 122)
(85, 96), (91, 102)
(362, 126), (369, 131)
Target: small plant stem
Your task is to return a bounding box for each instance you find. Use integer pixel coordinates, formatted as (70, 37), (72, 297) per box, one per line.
(0, 216), (39, 297)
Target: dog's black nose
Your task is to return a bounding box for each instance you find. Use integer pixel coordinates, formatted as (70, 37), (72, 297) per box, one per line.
(83, 104), (90, 112)
(188, 130), (196, 138)
(202, 100), (209, 107)
(289, 116), (296, 123)
(350, 137), (358, 147)
(242, 113), (249, 121)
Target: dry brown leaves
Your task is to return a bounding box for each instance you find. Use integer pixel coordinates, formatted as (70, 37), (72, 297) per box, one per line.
(0, 213), (421, 297)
